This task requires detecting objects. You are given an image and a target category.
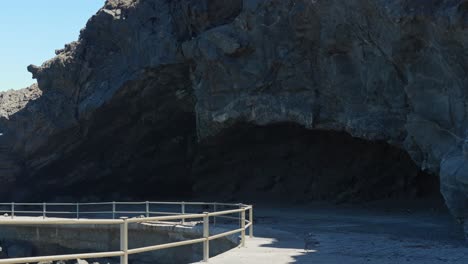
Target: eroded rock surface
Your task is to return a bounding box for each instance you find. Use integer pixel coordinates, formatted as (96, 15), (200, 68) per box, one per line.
(0, 0), (467, 232)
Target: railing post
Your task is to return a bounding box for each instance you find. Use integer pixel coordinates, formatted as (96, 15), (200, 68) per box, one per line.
(43, 202), (46, 219)
(241, 209), (246, 247)
(181, 202), (185, 225)
(249, 206), (254, 238)
(11, 202), (14, 219)
(238, 204), (242, 227)
(213, 203), (217, 226)
(203, 212), (210, 262)
(76, 203), (80, 219)
(112, 201), (116, 219)
(145, 201), (150, 217)
(120, 217), (128, 264)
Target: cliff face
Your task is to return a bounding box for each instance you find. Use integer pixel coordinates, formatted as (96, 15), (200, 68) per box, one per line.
(0, 0), (467, 230)
(0, 84), (42, 192)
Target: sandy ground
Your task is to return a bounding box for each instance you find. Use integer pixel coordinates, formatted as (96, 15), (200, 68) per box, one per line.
(194, 201), (468, 264)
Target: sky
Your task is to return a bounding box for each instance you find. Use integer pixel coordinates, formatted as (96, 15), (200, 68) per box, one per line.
(0, 1), (105, 91)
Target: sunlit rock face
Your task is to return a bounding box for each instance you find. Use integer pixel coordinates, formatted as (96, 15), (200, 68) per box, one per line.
(0, 0), (467, 232)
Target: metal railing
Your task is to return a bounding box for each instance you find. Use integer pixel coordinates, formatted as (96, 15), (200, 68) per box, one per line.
(0, 201), (254, 264)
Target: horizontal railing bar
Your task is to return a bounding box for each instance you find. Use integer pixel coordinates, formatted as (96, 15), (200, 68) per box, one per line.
(149, 211), (181, 215)
(0, 218), (123, 225)
(7, 204), (41, 206)
(144, 221), (191, 226)
(2, 211), (197, 216)
(2, 208), (247, 221)
(148, 201), (185, 205)
(74, 211), (113, 214)
(42, 211), (77, 214)
(113, 202), (147, 205)
(114, 211), (147, 214)
(126, 209), (247, 223)
(4, 211), (76, 214)
(0, 202), (250, 207)
(0, 203), (76, 206)
(245, 222), (252, 229)
(78, 202), (114, 205)
(41, 203), (77, 206)
(128, 238), (206, 255)
(147, 201), (241, 206)
(182, 202), (213, 205)
(209, 227), (244, 241)
(209, 208), (245, 217)
(127, 213), (205, 223)
(180, 202), (244, 207)
(8, 211), (42, 214)
(0, 251), (124, 264)
(214, 202), (244, 207)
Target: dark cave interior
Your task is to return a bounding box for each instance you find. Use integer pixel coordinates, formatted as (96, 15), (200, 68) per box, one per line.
(20, 120), (441, 205)
(191, 122), (441, 204)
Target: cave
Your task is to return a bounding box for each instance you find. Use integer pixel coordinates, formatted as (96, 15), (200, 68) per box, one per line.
(16, 104), (442, 206)
(191, 122), (442, 204)
(6, 70), (441, 206)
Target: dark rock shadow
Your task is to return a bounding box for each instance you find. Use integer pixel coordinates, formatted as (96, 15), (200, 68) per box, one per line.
(0, 63), (197, 202)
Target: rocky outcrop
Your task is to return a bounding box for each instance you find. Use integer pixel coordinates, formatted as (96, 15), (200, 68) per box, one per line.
(0, 84), (41, 190)
(0, 0), (467, 232)
(0, 84), (41, 119)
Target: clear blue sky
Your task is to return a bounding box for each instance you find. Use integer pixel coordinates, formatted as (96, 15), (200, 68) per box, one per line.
(0, 1), (105, 91)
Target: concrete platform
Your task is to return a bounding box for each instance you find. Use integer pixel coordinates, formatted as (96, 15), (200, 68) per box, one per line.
(192, 228), (306, 264)
(3, 203), (468, 264)
(193, 204), (468, 264)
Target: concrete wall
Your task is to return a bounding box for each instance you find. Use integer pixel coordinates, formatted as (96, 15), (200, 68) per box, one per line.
(0, 222), (237, 264)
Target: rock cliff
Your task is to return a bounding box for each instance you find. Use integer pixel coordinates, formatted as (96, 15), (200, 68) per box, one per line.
(0, 0), (467, 233)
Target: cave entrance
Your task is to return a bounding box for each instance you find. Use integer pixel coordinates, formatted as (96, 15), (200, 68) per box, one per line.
(192, 122), (442, 204)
